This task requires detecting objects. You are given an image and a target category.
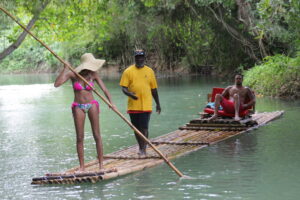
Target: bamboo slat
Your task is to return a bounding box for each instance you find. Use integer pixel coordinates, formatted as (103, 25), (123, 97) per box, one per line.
(179, 126), (247, 131)
(151, 141), (210, 146)
(32, 111), (284, 184)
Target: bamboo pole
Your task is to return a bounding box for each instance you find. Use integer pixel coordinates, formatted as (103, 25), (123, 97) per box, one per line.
(0, 6), (184, 177)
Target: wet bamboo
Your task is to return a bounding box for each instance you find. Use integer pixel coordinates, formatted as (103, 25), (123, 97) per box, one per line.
(0, 6), (184, 177)
(186, 123), (246, 127)
(151, 141), (209, 146)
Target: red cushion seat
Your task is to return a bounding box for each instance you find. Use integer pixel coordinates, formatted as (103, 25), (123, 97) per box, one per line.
(204, 107), (249, 117)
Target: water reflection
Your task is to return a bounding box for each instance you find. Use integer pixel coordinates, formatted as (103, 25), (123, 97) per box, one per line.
(0, 74), (54, 85)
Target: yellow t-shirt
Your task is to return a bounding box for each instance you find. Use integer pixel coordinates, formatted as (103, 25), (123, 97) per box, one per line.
(120, 65), (158, 112)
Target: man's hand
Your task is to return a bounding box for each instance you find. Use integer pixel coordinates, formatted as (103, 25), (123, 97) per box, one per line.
(122, 87), (138, 100)
(151, 88), (161, 114)
(156, 105), (161, 114)
(241, 103), (249, 109)
(130, 92), (138, 100)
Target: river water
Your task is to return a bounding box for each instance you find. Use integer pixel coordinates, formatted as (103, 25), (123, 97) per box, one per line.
(0, 74), (299, 200)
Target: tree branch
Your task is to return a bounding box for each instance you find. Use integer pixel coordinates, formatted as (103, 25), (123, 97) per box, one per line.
(208, 5), (259, 61)
(0, 0), (50, 61)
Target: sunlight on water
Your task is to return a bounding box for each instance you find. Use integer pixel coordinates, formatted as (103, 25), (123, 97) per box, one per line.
(0, 84), (54, 124)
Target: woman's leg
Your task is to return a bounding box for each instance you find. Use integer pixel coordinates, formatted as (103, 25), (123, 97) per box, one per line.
(72, 107), (86, 171)
(88, 104), (103, 170)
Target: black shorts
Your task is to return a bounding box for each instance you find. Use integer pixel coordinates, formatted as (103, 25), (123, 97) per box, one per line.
(129, 113), (151, 130)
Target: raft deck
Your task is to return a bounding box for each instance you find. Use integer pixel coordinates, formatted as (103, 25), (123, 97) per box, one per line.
(32, 111), (284, 184)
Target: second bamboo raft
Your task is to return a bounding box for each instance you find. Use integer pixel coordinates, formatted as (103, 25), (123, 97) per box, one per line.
(32, 111), (284, 184)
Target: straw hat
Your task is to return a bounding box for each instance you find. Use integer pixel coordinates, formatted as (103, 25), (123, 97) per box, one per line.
(74, 53), (105, 73)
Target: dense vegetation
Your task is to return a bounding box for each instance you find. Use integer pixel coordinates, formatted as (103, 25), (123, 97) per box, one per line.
(0, 0), (299, 97)
(244, 54), (300, 98)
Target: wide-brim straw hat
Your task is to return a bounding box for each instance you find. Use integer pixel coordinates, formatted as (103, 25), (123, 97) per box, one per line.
(74, 53), (105, 73)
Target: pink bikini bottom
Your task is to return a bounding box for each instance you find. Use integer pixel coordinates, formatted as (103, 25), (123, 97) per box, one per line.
(71, 100), (99, 113)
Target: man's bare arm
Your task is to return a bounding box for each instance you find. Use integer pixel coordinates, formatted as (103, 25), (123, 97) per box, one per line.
(221, 86), (231, 98)
(151, 88), (161, 114)
(244, 87), (256, 108)
(122, 86), (138, 100)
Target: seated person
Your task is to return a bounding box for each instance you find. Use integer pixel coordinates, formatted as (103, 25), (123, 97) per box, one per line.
(208, 74), (255, 121)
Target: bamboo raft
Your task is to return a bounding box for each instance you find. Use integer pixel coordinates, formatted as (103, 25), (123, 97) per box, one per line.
(32, 111), (284, 184)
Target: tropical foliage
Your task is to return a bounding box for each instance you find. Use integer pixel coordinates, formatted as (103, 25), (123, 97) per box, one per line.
(244, 54), (300, 98)
(0, 0), (299, 97)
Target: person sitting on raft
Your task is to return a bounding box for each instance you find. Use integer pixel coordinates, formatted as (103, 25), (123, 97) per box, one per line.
(54, 53), (116, 172)
(208, 74), (255, 121)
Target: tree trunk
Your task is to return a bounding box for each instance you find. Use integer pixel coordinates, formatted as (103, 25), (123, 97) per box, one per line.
(186, 0), (260, 61)
(208, 6), (260, 61)
(0, 1), (50, 61)
(235, 0), (269, 58)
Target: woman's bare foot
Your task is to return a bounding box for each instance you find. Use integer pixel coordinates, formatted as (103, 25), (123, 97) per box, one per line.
(74, 167), (85, 174)
(99, 164), (103, 170)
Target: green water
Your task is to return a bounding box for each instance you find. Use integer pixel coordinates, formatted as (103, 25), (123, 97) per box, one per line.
(0, 74), (299, 200)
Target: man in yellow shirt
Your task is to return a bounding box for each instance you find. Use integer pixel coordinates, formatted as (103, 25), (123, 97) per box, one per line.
(120, 49), (161, 156)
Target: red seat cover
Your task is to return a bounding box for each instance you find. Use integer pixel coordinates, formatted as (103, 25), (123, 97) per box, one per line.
(211, 88), (225, 102)
(204, 107), (249, 117)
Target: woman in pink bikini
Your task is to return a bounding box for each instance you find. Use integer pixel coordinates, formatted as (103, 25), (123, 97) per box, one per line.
(54, 53), (115, 172)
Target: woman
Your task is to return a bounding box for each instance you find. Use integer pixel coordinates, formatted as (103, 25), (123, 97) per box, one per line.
(54, 53), (115, 172)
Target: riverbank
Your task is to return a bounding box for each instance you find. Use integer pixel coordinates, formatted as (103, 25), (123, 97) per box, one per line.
(0, 62), (213, 77)
(243, 55), (300, 99)
(1, 58), (299, 99)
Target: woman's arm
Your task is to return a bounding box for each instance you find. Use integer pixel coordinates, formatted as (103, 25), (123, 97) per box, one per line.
(244, 87), (256, 107)
(54, 64), (74, 87)
(93, 72), (115, 107)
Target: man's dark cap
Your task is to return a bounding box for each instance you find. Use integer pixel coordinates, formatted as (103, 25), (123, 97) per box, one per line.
(134, 49), (145, 57)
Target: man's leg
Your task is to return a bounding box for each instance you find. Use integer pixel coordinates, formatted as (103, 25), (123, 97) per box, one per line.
(139, 129), (148, 155)
(138, 113), (151, 155)
(208, 94), (222, 121)
(129, 114), (144, 154)
(129, 113), (151, 156)
(233, 94), (241, 121)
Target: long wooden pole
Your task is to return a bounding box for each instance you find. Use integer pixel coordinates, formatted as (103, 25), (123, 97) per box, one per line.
(0, 6), (184, 177)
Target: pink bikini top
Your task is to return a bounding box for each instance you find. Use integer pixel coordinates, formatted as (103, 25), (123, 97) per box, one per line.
(73, 81), (94, 91)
